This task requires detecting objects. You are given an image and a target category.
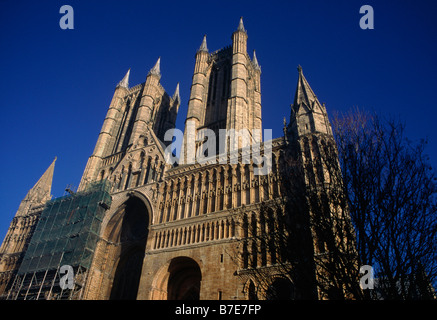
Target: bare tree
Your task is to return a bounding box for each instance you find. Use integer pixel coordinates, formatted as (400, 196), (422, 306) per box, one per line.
(333, 109), (437, 299)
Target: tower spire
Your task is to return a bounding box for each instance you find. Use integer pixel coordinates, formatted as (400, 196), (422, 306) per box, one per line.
(116, 69), (130, 88)
(198, 35), (208, 52)
(290, 66), (333, 137)
(293, 65), (320, 110)
(21, 157), (56, 210)
(253, 50), (261, 71)
(237, 16), (246, 33)
(148, 57), (161, 78)
(173, 82), (180, 102)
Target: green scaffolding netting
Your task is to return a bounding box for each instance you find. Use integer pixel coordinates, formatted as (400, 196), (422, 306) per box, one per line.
(17, 180), (112, 275)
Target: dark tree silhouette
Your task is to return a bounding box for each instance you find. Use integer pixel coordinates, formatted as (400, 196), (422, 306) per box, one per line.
(333, 110), (437, 299)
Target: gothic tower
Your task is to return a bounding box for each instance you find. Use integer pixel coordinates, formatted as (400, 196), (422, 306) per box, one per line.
(78, 59), (180, 191)
(0, 158), (56, 296)
(180, 18), (262, 163)
(286, 66), (357, 299)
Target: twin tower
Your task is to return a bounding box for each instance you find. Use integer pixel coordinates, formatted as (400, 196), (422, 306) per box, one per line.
(79, 17), (266, 189)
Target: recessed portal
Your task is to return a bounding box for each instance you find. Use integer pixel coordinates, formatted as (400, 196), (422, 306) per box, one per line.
(109, 196), (149, 300)
(167, 257), (202, 300)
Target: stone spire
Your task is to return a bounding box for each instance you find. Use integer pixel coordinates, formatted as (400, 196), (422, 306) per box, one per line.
(253, 50), (261, 71)
(198, 35), (208, 52)
(16, 157), (56, 216)
(237, 16), (246, 33)
(293, 65), (322, 112)
(290, 66), (333, 137)
(25, 157), (56, 202)
(148, 57), (161, 78)
(116, 69), (130, 88)
(173, 82), (180, 102)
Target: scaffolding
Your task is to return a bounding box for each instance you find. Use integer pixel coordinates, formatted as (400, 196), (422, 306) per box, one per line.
(6, 180), (112, 300)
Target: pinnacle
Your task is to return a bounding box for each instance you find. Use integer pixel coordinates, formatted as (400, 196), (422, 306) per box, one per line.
(291, 66), (332, 136)
(198, 35), (208, 52)
(148, 57), (161, 77)
(293, 66), (322, 110)
(237, 16), (246, 33)
(173, 82), (180, 101)
(253, 50), (261, 71)
(24, 157), (56, 204)
(117, 68), (130, 88)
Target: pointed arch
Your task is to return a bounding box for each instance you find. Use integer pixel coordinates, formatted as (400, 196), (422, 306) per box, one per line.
(101, 195), (151, 300)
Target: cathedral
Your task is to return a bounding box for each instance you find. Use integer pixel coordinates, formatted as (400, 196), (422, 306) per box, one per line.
(0, 18), (353, 300)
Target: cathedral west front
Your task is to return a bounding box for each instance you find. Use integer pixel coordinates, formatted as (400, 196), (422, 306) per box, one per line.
(0, 18), (351, 300)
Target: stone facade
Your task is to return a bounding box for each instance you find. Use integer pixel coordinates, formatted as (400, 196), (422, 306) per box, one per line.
(0, 18), (350, 300)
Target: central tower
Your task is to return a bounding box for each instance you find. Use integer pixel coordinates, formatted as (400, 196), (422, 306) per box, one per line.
(180, 18), (262, 163)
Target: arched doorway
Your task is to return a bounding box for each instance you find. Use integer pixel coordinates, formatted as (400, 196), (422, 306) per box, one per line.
(247, 280), (258, 300)
(167, 257), (201, 300)
(109, 196), (149, 300)
(266, 277), (295, 300)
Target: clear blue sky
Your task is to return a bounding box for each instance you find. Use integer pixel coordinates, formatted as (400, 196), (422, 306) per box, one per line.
(1, 0), (436, 241)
